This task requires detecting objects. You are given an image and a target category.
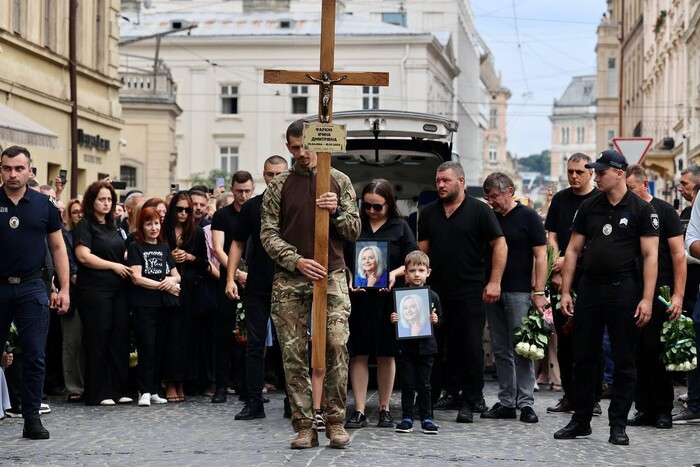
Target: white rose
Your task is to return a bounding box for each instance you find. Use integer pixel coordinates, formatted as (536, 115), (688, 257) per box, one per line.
(693, 357), (698, 367)
(535, 348), (545, 360)
(684, 361), (693, 371)
(666, 364), (674, 371)
(529, 344), (538, 353)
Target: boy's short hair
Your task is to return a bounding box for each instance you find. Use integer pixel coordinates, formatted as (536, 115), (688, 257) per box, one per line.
(405, 250), (430, 269)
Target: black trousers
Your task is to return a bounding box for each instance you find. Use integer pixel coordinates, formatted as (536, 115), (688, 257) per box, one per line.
(634, 290), (674, 415)
(78, 289), (130, 405)
(399, 352), (433, 420)
(571, 275), (640, 427)
(132, 306), (167, 395)
(245, 294), (272, 403)
(214, 279), (237, 389)
(440, 297), (485, 406)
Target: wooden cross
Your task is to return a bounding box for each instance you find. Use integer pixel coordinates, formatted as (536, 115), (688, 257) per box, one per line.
(264, 0), (388, 369)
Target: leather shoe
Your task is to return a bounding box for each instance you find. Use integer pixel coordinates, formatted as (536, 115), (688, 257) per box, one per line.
(520, 406), (539, 423)
(211, 387), (227, 404)
(456, 405), (473, 423)
(553, 420), (592, 439)
(480, 402), (516, 419)
(235, 400), (266, 420)
(547, 398), (572, 413)
(434, 393), (459, 410)
(655, 412), (672, 429)
(471, 398), (488, 413)
(600, 384), (613, 399)
(23, 417), (50, 440)
(608, 426), (629, 445)
(627, 411), (655, 426)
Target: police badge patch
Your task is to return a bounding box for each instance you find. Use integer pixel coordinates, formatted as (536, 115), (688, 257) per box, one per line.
(651, 213), (659, 230)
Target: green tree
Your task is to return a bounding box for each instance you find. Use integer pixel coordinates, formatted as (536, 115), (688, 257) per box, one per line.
(518, 150), (551, 174)
(189, 169), (230, 189)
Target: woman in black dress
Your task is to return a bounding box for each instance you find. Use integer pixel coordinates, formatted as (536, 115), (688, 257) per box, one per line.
(74, 181), (132, 406)
(344, 179), (418, 429)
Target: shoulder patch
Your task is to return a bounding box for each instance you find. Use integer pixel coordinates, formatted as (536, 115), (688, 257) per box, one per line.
(49, 197), (60, 209)
(651, 213), (659, 230)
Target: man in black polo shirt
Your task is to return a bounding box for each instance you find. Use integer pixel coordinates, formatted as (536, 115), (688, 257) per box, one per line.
(0, 146), (70, 439)
(554, 150), (659, 445)
(418, 161), (507, 424)
(625, 164), (685, 429)
(210, 171), (254, 403)
(678, 167), (700, 315)
(544, 153), (600, 414)
(225, 156), (288, 420)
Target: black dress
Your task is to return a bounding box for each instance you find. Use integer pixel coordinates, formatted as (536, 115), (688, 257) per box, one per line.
(345, 217), (417, 357)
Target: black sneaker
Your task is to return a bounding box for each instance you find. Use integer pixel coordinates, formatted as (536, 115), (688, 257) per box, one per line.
(421, 418), (439, 434)
(471, 398), (488, 413)
(377, 408), (394, 428)
(480, 402), (516, 419)
(211, 387), (227, 404)
(234, 400), (266, 420)
(456, 404), (473, 423)
(395, 418), (413, 433)
(23, 417), (50, 440)
(520, 406), (539, 423)
(344, 410), (368, 429)
(434, 393), (459, 410)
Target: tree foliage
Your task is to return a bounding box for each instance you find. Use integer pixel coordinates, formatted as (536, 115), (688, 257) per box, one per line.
(518, 150), (551, 174)
(189, 169), (230, 189)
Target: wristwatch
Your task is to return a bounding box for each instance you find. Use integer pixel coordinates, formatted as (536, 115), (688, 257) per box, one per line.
(331, 206), (344, 219)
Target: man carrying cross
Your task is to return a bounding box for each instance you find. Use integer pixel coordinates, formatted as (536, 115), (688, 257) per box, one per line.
(261, 119), (360, 449)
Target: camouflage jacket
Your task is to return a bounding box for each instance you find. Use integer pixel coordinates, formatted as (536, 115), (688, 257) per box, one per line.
(261, 163), (360, 273)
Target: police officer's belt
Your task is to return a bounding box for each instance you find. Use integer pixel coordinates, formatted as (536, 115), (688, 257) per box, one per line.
(585, 271), (633, 284)
(0, 269), (43, 285)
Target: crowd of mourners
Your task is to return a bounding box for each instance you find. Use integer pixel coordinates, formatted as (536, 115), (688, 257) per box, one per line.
(2, 120), (700, 449)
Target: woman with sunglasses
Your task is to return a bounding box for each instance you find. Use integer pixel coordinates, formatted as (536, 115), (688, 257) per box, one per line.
(344, 179), (418, 430)
(161, 192), (208, 402)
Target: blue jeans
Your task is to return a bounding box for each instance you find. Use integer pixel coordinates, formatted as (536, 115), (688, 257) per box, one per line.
(0, 278), (50, 418)
(485, 292), (535, 409)
(686, 296), (700, 413)
(603, 328), (615, 385)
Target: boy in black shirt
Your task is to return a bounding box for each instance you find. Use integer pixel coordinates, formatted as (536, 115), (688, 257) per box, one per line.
(391, 251), (442, 434)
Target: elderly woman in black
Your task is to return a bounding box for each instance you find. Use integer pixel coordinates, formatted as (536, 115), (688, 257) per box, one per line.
(74, 181), (132, 406)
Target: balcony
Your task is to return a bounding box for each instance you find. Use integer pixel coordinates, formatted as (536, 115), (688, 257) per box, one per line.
(119, 70), (177, 104)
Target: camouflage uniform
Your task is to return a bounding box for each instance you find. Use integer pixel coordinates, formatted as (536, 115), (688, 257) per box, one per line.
(261, 164), (360, 428)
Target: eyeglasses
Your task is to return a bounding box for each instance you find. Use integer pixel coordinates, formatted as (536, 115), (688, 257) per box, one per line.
(567, 169), (589, 175)
(175, 206), (192, 214)
(362, 202), (386, 212)
(70, 210), (83, 216)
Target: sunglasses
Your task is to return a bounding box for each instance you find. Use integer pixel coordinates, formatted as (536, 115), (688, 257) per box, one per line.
(567, 169), (589, 175)
(362, 202), (386, 212)
(175, 206), (192, 214)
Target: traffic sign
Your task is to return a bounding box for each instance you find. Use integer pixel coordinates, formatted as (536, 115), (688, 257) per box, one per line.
(613, 137), (653, 165)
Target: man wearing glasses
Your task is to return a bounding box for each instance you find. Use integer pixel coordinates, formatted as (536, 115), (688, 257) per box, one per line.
(544, 153), (601, 415)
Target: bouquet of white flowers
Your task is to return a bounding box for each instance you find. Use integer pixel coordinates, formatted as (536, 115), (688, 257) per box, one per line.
(658, 285), (697, 371)
(514, 306), (551, 360)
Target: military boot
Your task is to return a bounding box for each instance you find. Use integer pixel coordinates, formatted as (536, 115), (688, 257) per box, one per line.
(325, 415), (350, 448)
(290, 419), (318, 449)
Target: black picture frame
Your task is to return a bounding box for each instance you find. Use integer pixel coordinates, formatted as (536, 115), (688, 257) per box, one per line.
(353, 240), (389, 289)
(393, 286), (433, 340)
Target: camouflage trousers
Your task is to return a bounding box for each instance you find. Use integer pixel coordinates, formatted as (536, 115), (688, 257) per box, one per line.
(271, 268), (351, 428)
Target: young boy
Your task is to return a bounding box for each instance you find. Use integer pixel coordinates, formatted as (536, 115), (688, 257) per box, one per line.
(390, 251), (442, 434)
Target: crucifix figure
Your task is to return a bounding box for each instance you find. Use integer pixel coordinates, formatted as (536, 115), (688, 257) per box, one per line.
(264, 0), (388, 372)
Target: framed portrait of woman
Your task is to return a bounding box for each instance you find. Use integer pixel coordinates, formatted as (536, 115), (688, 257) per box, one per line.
(353, 240), (389, 289)
(393, 287), (433, 340)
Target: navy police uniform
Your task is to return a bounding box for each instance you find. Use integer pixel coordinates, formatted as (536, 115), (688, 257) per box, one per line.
(570, 189), (659, 428)
(0, 186), (62, 418)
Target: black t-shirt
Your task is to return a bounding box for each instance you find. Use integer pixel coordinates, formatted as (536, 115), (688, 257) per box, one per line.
(211, 204), (242, 276)
(418, 194), (503, 300)
(681, 206), (700, 305)
(493, 203), (547, 293)
(544, 187), (599, 254)
(74, 217), (126, 292)
(231, 194), (272, 297)
(573, 190), (659, 275)
(345, 216), (418, 289)
(127, 241), (176, 307)
(650, 197), (684, 283)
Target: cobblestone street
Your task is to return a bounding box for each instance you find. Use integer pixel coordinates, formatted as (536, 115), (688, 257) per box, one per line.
(2, 380), (698, 466)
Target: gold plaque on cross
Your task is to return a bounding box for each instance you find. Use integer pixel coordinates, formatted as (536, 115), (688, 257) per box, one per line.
(303, 123), (347, 153)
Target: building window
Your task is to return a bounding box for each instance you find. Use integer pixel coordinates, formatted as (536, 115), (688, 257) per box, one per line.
(382, 12), (406, 27)
(561, 127), (570, 144)
(12, 0), (24, 35)
(221, 85), (239, 114)
(362, 86), (380, 110)
(489, 108), (498, 129)
(576, 127), (585, 144)
(95, 0), (104, 70)
(489, 145), (498, 163)
(220, 146), (239, 173)
(43, 0), (54, 49)
(120, 165), (137, 187)
(607, 57), (617, 97)
(607, 129), (615, 143)
(291, 85), (308, 114)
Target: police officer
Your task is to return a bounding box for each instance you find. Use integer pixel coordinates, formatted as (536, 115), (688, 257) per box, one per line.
(0, 145), (70, 439)
(553, 149), (659, 446)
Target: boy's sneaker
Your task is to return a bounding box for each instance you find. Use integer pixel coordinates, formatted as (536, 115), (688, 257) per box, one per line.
(314, 412), (326, 432)
(344, 410), (368, 429)
(421, 419), (439, 434)
(395, 418), (414, 433)
(151, 394), (168, 404)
